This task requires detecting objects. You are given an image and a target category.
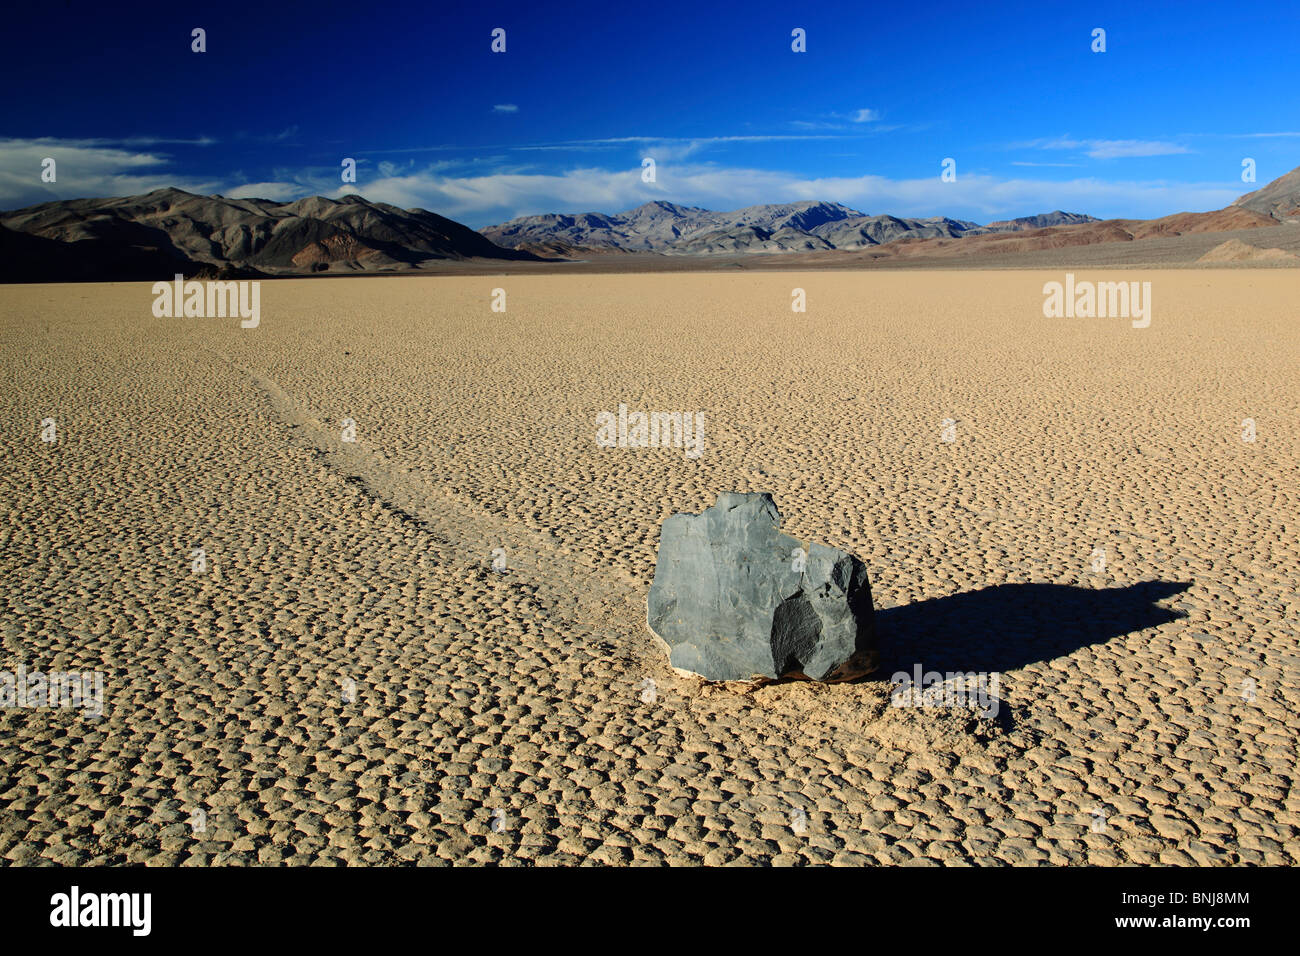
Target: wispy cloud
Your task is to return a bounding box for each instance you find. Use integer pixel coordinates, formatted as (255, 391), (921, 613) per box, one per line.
(1027, 137), (1191, 159)
(1011, 161), (1083, 168)
(510, 134), (845, 161)
(324, 161), (1242, 228)
(121, 135), (216, 147)
(7, 135), (215, 148)
(795, 110), (888, 129)
(365, 131), (881, 157)
(493, 104), (519, 113)
(790, 119), (847, 131)
(0, 135), (1249, 229)
(518, 134), (842, 147)
(0, 137), (218, 209)
(225, 181), (301, 201)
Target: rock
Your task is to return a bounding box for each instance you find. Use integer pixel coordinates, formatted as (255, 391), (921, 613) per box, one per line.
(646, 492), (878, 681)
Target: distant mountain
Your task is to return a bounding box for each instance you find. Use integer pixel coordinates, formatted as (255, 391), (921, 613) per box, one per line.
(481, 201), (1099, 257)
(1232, 165), (1300, 221)
(977, 211), (1100, 233)
(764, 200), (1288, 269)
(483, 165), (1300, 261)
(481, 200), (708, 253)
(5, 165), (1296, 280)
(0, 188), (539, 282)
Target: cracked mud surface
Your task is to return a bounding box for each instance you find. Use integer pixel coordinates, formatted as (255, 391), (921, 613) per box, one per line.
(1, 271), (1296, 865)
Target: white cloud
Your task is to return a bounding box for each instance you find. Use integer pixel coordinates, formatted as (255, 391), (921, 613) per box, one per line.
(329, 162), (1243, 227)
(851, 109), (880, 123)
(0, 137), (218, 210)
(0, 136), (1247, 229)
(515, 134), (839, 148)
(225, 181), (302, 201)
(1034, 137), (1191, 159)
(493, 104), (519, 113)
(790, 120), (847, 130)
(91, 136), (215, 147)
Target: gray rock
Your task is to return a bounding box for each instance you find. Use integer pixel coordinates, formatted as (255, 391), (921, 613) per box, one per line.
(646, 492), (878, 682)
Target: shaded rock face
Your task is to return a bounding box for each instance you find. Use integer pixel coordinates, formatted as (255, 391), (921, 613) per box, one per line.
(1232, 164), (1300, 221)
(0, 187), (540, 283)
(646, 492), (877, 681)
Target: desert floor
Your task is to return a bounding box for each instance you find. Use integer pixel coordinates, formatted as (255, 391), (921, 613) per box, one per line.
(1, 270), (1296, 865)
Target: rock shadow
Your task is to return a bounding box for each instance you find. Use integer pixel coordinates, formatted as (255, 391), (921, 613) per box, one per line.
(875, 580), (1191, 677)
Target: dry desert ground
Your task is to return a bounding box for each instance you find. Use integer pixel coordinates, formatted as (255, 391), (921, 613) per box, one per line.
(0, 270), (1297, 865)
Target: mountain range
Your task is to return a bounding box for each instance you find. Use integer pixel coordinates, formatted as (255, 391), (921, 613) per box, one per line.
(480, 202), (1099, 257)
(1, 163), (1297, 282)
(0, 188), (540, 282)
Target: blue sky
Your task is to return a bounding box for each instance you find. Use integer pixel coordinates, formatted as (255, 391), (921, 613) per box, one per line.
(2, 0), (1297, 227)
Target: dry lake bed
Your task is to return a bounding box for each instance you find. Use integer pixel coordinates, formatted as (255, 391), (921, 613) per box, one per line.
(1, 270), (1296, 865)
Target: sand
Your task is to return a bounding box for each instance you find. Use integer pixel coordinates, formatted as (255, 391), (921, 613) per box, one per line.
(1197, 239), (1299, 263)
(0, 270), (1296, 865)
